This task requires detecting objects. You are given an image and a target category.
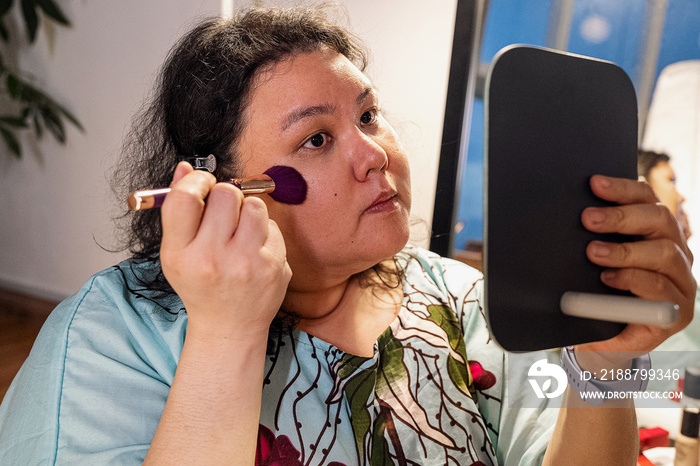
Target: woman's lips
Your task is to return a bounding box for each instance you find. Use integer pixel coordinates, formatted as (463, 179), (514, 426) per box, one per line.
(364, 191), (399, 214)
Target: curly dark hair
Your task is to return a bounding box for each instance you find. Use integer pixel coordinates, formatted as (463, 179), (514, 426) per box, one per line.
(111, 5), (370, 297)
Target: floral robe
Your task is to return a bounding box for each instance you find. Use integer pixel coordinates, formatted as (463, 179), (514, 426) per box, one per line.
(0, 247), (555, 465)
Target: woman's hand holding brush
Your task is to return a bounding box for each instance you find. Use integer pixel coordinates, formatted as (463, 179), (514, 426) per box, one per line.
(150, 161), (292, 463)
(159, 161), (292, 341)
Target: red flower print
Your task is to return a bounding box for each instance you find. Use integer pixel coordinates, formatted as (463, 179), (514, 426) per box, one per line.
(468, 360), (496, 390)
(256, 424), (347, 466)
(256, 424), (303, 466)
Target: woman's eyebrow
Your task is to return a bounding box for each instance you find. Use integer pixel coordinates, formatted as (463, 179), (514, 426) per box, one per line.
(280, 103), (336, 132)
(356, 86), (374, 106)
(280, 86), (376, 132)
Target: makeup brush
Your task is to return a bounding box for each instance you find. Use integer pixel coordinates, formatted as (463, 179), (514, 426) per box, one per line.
(127, 165), (307, 211)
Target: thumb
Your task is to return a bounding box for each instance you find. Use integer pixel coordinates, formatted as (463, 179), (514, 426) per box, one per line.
(171, 161), (195, 185)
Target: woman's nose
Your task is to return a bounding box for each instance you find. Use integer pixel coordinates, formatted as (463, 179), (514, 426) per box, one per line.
(678, 189), (686, 203)
(350, 131), (389, 181)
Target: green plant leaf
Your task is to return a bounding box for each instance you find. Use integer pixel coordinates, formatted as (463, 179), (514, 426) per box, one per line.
(31, 111), (42, 138)
(0, 115), (27, 127)
(39, 105), (65, 142)
(7, 72), (44, 103)
(6, 73), (83, 136)
(0, 0), (78, 158)
(0, 0), (13, 17)
(20, 0), (38, 43)
(0, 18), (8, 42)
(36, 0), (68, 26)
(56, 104), (82, 131)
(0, 125), (21, 158)
(7, 73), (20, 98)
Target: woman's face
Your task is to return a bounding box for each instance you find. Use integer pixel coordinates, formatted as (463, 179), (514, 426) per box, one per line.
(648, 161), (691, 238)
(648, 161), (684, 216)
(236, 49), (411, 290)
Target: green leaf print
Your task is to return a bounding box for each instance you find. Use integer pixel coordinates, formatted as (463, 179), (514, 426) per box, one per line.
(426, 304), (475, 399)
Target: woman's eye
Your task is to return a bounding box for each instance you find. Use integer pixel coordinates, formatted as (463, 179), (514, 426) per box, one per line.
(303, 133), (326, 149)
(360, 109), (376, 125)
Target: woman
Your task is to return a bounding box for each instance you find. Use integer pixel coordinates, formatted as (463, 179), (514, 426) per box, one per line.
(0, 6), (695, 465)
(638, 149), (691, 239)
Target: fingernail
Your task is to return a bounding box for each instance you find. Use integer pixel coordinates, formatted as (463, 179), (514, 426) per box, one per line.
(591, 242), (611, 258)
(587, 209), (605, 225)
(601, 269), (616, 282)
(597, 176), (611, 189)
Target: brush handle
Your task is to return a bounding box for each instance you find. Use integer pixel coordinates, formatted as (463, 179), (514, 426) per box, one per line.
(128, 188), (171, 211)
(127, 176), (274, 211)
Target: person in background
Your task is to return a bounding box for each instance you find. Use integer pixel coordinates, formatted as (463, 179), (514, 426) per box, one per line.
(0, 7), (694, 465)
(638, 149), (692, 240)
(638, 149), (699, 392)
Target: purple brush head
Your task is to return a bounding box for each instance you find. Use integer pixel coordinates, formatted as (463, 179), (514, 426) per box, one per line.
(264, 165), (307, 205)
